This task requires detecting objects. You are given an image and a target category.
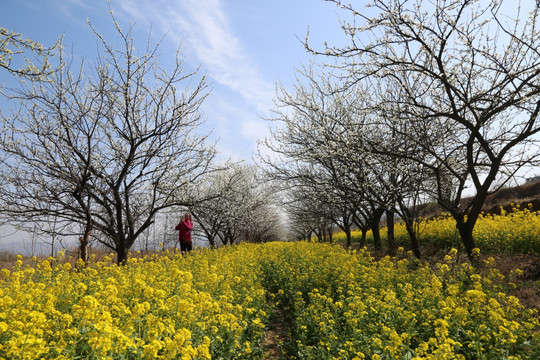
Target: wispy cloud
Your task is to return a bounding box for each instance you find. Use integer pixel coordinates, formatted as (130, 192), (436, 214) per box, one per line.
(53, 0), (275, 160)
(113, 0), (274, 111)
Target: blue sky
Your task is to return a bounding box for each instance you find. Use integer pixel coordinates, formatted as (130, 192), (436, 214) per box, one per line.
(1, 0), (352, 162)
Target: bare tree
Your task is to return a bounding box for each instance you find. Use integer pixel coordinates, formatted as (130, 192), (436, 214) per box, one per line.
(310, 0), (540, 261)
(0, 16), (215, 264)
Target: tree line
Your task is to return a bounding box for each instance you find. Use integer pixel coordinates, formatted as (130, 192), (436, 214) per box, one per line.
(2, 0), (540, 264)
(0, 13), (282, 264)
(259, 0), (540, 262)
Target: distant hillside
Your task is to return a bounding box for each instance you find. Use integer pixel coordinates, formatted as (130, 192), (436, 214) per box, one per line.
(482, 179), (540, 214)
(419, 179), (540, 219)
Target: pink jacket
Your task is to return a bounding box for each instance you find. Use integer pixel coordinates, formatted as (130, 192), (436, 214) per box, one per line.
(176, 220), (193, 244)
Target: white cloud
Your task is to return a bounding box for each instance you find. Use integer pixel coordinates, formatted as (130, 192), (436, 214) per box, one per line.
(56, 0), (277, 159)
(113, 0), (274, 111)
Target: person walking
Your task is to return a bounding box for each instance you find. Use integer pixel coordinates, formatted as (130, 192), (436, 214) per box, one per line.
(176, 213), (194, 253)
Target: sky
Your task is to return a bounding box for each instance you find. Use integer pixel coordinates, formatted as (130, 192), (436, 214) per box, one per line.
(1, 0), (352, 162)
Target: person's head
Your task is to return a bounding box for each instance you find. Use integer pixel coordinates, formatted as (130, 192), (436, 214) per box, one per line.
(184, 213), (191, 221)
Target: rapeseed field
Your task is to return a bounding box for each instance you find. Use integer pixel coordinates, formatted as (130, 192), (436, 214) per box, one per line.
(334, 205), (540, 255)
(0, 242), (538, 359)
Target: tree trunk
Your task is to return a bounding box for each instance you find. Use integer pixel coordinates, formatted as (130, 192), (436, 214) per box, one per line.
(80, 240), (88, 264)
(327, 225), (333, 243)
(403, 218), (421, 259)
(345, 229), (352, 248)
(386, 209), (396, 255)
(338, 221), (352, 248)
(370, 208), (384, 251)
(314, 229), (323, 242)
(371, 222), (382, 250)
(398, 200), (421, 259)
(116, 245), (129, 265)
(79, 221), (93, 264)
(455, 215), (478, 264)
(359, 226), (368, 248)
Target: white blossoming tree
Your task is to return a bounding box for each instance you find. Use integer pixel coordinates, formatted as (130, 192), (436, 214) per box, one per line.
(0, 17), (215, 264)
(0, 27), (59, 79)
(189, 163), (283, 247)
(309, 0), (540, 261)
(262, 64), (427, 254)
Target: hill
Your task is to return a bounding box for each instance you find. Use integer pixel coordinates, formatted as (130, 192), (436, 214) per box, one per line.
(419, 179), (540, 219)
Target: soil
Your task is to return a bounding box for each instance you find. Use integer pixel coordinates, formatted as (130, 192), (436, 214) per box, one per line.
(261, 308), (289, 360)
(483, 253), (540, 314)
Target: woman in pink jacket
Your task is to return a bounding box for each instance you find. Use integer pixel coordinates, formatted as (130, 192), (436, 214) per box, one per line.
(175, 213), (194, 253)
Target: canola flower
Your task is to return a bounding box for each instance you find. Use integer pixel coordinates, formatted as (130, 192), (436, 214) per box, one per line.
(0, 242), (538, 359)
(0, 247), (269, 359)
(333, 205), (540, 254)
(260, 243), (539, 360)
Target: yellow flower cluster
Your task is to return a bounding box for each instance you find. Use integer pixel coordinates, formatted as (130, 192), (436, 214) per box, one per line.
(336, 205), (540, 254)
(260, 242), (539, 360)
(474, 205), (540, 254)
(0, 247), (269, 359)
(1, 242), (538, 359)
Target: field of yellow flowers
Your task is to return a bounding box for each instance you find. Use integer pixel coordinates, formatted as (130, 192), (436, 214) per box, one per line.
(333, 205), (540, 255)
(0, 247), (269, 360)
(1, 242), (539, 359)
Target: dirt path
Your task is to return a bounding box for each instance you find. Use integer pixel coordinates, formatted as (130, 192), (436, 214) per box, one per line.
(261, 308), (289, 359)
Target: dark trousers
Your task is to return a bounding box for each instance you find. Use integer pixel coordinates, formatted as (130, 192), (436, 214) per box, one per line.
(180, 242), (193, 253)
